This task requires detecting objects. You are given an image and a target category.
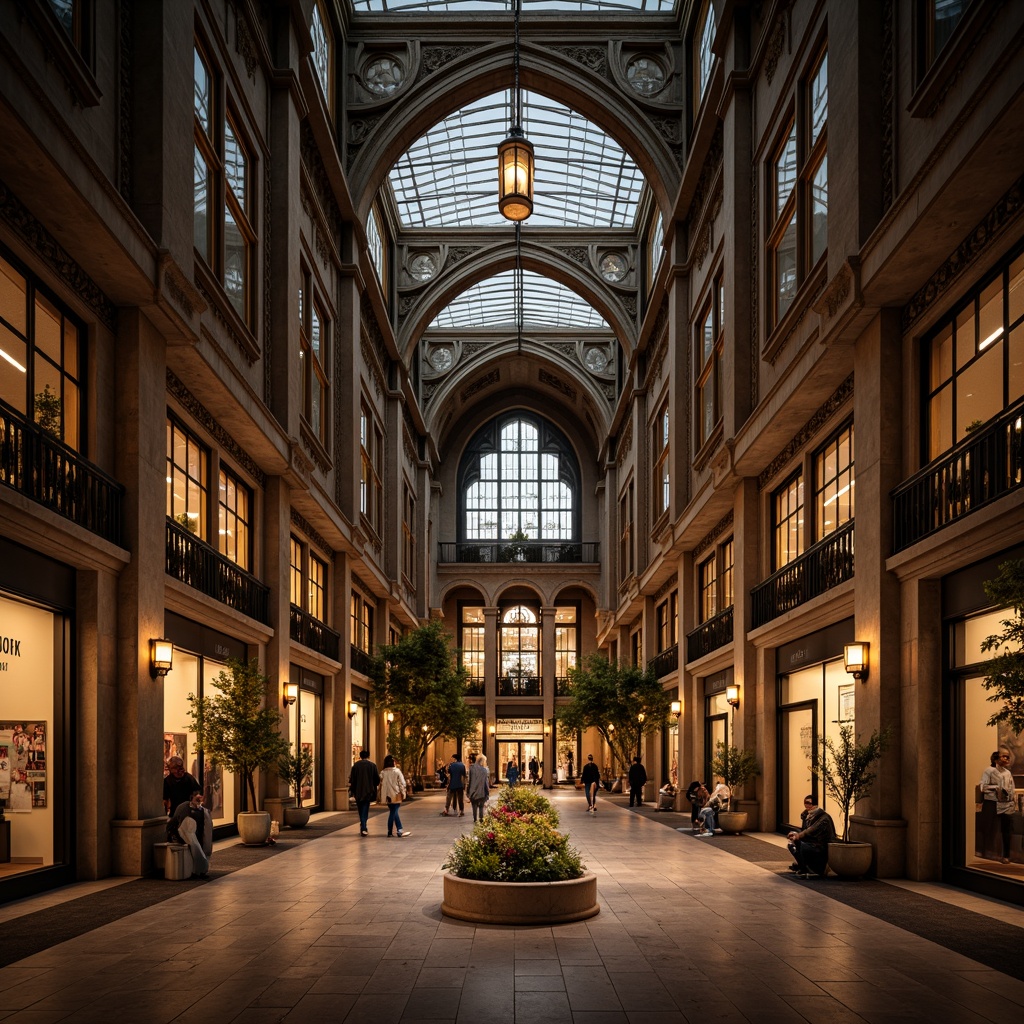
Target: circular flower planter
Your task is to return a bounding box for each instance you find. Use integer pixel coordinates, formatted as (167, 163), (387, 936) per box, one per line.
(441, 871), (599, 925)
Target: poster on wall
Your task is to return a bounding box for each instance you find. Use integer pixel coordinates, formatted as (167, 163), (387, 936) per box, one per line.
(0, 734), (10, 801)
(163, 731), (187, 770)
(0, 722), (46, 810)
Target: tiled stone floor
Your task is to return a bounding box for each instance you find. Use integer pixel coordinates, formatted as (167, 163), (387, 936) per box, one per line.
(0, 789), (1022, 1023)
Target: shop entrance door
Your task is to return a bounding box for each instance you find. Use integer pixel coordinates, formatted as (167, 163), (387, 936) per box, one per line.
(779, 702), (817, 830)
(498, 741), (543, 783)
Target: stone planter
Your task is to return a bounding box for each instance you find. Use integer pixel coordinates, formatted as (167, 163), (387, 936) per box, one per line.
(236, 810), (272, 846)
(441, 872), (599, 925)
(827, 841), (873, 879)
(284, 806), (310, 829)
(717, 810), (748, 834)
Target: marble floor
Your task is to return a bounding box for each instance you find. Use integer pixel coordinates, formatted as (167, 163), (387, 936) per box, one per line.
(0, 789), (1022, 1023)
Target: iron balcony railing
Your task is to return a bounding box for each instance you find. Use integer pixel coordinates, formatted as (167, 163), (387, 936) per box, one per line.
(686, 607), (734, 663)
(465, 679), (486, 697)
(556, 675), (573, 696)
(498, 673), (542, 697)
(648, 644), (679, 679)
(0, 399), (123, 545)
(892, 401), (1023, 552)
(166, 519), (270, 622)
(289, 604), (340, 661)
(751, 520), (855, 629)
(438, 541), (599, 564)
(350, 645), (375, 677)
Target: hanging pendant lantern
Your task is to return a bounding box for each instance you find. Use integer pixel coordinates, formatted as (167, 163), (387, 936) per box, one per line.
(498, 128), (534, 222)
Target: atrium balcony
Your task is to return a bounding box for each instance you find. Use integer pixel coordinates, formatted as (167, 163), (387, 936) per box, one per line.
(438, 541), (599, 564)
(686, 606), (734, 663)
(290, 604), (340, 661)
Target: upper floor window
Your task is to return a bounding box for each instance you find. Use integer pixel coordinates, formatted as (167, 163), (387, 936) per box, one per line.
(917, 0), (969, 77)
(630, 627), (642, 667)
(193, 40), (256, 326)
(696, 275), (724, 449)
(460, 605), (485, 691)
(653, 400), (670, 519)
(366, 207), (385, 287)
(619, 480), (634, 583)
(656, 592), (678, 653)
(402, 481), (416, 587)
(0, 249), (84, 451)
(649, 211), (665, 290)
(360, 404), (384, 537)
(555, 606), (579, 685)
(459, 414), (578, 541)
(694, 0), (716, 111)
(47, 0), (91, 58)
(218, 466), (251, 571)
(815, 423), (854, 540)
(768, 47), (827, 327)
(500, 605), (540, 694)
(309, 553), (327, 621)
(289, 536), (303, 606)
(772, 473), (804, 571)
(310, 0), (333, 113)
(351, 590), (373, 654)
(291, 536), (328, 621)
(924, 245), (1024, 461)
(167, 417), (209, 541)
(299, 265), (330, 449)
(699, 537), (734, 622)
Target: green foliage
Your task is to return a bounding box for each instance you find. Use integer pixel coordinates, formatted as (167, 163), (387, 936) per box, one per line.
(277, 743), (315, 808)
(556, 654), (672, 770)
(812, 723), (890, 842)
(34, 385), (62, 439)
(494, 784), (560, 826)
(443, 793), (584, 882)
(980, 559), (1024, 734)
(372, 618), (478, 779)
(710, 743), (760, 791)
(187, 658), (290, 811)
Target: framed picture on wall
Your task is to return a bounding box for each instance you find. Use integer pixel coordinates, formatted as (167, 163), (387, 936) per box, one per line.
(838, 683), (856, 723)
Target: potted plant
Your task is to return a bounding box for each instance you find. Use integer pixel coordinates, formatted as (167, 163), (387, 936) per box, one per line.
(441, 787), (598, 924)
(709, 742), (760, 833)
(813, 722), (890, 878)
(188, 658), (290, 845)
(277, 744), (315, 828)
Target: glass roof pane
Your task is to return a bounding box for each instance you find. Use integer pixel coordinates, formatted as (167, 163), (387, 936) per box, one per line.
(428, 270), (610, 329)
(354, 1), (674, 11)
(389, 89), (644, 228)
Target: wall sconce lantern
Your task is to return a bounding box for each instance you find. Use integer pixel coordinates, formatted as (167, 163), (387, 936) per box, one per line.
(386, 711), (395, 724)
(544, 723), (551, 735)
(283, 682), (298, 706)
(348, 700), (359, 719)
(497, 0), (534, 222)
(149, 638), (174, 678)
(844, 642), (870, 682)
(726, 684), (740, 708)
(488, 724), (496, 736)
(670, 700), (682, 718)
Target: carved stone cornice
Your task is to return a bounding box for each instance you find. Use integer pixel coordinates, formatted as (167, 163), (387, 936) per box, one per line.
(902, 170), (1024, 333)
(693, 510), (733, 558)
(539, 368), (577, 402)
(758, 375), (854, 490)
(461, 369), (500, 401)
(616, 417), (633, 467)
(654, 573), (677, 602)
(166, 370), (266, 488)
(0, 179), (117, 332)
(290, 508), (332, 557)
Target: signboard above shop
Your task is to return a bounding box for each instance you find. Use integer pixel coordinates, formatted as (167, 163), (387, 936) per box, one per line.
(495, 718), (544, 739)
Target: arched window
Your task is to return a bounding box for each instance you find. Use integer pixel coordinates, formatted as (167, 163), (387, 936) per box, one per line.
(459, 414), (579, 541)
(500, 605), (540, 696)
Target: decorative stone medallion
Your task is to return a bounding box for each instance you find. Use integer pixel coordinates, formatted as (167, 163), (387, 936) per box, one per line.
(363, 55), (404, 97)
(626, 56), (666, 97)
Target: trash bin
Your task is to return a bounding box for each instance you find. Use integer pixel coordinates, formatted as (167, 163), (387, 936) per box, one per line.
(155, 842), (193, 880)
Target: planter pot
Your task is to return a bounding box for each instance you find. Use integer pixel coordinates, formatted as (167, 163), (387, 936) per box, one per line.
(717, 810), (748, 834)
(441, 872), (599, 925)
(284, 806), (310, 829)
(827, 841), (873, 879)
(237, 810), (272, 846)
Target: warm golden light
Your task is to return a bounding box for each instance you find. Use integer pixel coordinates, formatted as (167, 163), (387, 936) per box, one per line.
(844, 642), (869, 681)
(283, 682), (298, 706)
(670, 700), (681, 717)
(498, 133), (534, 221)
(149, 638), (174, 678)
(348, 700), (359, 719)
(726, 684), (740, 708)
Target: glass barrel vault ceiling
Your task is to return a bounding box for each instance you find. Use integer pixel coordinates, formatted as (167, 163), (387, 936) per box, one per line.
(355, 1), (673, 11)
(428, 270), (610, 330)
(388, 90), (645, 229)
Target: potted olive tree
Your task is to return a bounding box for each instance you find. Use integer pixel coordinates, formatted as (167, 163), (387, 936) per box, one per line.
(813, 722), (890, 878)
(277, 744), (315, 828)
(188, 658), (290, 845)
(710, 742), (760, 833)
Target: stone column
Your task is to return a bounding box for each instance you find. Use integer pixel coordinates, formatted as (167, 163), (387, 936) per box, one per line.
(734, 477), (761, 828)
(484, 606), (499, 778)
(540, 606), (556, 787)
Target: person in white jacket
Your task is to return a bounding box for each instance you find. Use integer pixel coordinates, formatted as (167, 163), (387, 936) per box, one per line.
(380, 755), (411, 837)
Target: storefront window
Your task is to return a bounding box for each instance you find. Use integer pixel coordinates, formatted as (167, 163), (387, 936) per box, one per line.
(286, 680), (321, 808)
(955, 608), (1023, 876)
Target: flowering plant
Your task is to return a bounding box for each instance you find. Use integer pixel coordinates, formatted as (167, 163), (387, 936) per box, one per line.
(443, 789), (585, 882)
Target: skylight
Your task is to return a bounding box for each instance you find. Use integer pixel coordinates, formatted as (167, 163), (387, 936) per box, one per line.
(354, 1), (674, 12)
(428, 270), (610, 330)
(389, 89), (645, 228)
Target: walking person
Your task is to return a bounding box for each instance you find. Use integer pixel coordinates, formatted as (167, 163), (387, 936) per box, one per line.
(566, 750), (574, 781)
(581, 753), (601, 814)
(380, 755), (411, 837)
(348, 749), (380, 837)
(628, 756), (648, 807)
(443, 753), (467, 816)
(528, 755), (539, 785)
(506, 755), (520, 787)
(468, 753), (490, 821)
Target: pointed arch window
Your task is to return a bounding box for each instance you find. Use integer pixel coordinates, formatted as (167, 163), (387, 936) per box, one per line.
(459, 414), (579, 542)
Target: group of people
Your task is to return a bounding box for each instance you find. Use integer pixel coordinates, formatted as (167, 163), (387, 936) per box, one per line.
(162, 755), (212, 878)
(349, 749), (412, 837)
(684, 779), (730, 836)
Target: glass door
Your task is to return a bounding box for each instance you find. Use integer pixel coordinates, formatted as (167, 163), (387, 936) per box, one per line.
(779, 702), (816, 830)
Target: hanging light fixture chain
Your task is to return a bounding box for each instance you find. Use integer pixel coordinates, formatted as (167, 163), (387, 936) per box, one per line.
(513, 0), (522, 131)
(516, 221), (523, 352)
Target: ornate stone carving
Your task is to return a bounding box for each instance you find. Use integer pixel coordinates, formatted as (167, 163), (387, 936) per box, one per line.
(348, 116), (382, 147)
(598, 381), (616, 403)
(654, 573), (678, 602)
(693, 510), (733, 558)
(881, 0), (895, 212)
(417, 46), (477, 81)
(236, 13), (258, 79)
(550, 341), (577, 358)
(758, 375), (854, 490)
(352, 572), (374, 598)
(616, 418), (633, 467)
(902, 171), (1024, 332)
(167, 370), (266, 488)
(0, 179), (117, 331)
(300, 122), (343, 246)
(195, 277), (258, 364)
(554, 246), (589, 266)
(361, 335), (386, 400)
(539, 368), (577, 401)
(687, 124), (723, 225)
(622, 295), (637, 319)
(693, 223), (711, 270)
(263, 159), (273, 407)
(764, 6), (789, 85)
(767, 273), (825, 366)
(290, 508), (332, 557)
(301, 430), (331, 475)
(461, 369), (500, 401)
(118, 0), (132, 202)
(749, 149), (759, 409)
(551, 46), (607, 75)
(648, 335), (668, 385)
(443, 246), (480, 269)
(817, 262), (853, 324)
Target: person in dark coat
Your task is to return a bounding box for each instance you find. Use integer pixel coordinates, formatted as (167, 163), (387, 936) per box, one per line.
(581, 754), (601, 813)
(163, 756), (200, 816)
(348, 750), (381, 837)
(628, 756), (648, 806)
(787, 795), (837, 877)
(686, 780), (708, 832)
(443, 753), (467, 815)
